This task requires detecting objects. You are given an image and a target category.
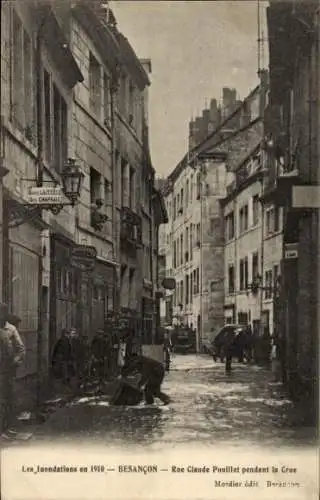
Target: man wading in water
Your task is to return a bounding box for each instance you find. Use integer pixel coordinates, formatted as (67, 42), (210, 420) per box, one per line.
(112, 353), (171, 406)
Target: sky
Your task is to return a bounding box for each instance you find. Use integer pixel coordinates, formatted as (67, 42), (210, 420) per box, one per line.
(111, 0), (268, 177)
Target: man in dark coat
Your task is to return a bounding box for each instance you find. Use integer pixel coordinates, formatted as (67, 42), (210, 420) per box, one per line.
(120, 354), (171, 405)
(51, 329), (73, 384)
(91, 330), (109, 387)
(224, 328), (243, 373)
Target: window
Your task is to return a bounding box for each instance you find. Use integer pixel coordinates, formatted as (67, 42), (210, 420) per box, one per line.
(11, 11), (34, 136)
(43, 72), (67, 172)
(190, 224), (193, 258)
(190, 175), (193, 201)
(185, 275), (189, 305)
(129, 81), (134, 125)
(196, 172), (201, 199)
(173, 240), (177, 268)
(210, 218), (216, 235)
(190, 272), (193, 303)
(252, 252), (259, 280)
(90, 167), (101, 204)
(185, 227), (189, 261)
(43, 70), (52, 163)
(177, 239), (180, 267)
(273, 264), (279, 289)
(192, 270), (196, 293)
(252, 195), (260, 226)
(239, 205), (248, 233)
(226, 212), (235, 240)
(180, 280), (184, 305)
(104, 179), (112, 223)
(53, 85), (67, 173)
(274, 206), (280, 232)
(186, 180), (189, 207)
(228, 265), (235, 293)
(89, 52), (101, 116)
(238, 312), (249, 324)
(121, 159), (126, 207)
(103, 73), (111, 126)
(196, 268), (200, 294)
(118, 74), (126, 115)
(129, 167), (135, 209)
(266, 206), (279, 235)
(180, 234), (183, 265)
(239, 258), (248, 291)
(196, 223), (201, 244)
(265, 270), (273, 299)
(180, 189), (184, 214)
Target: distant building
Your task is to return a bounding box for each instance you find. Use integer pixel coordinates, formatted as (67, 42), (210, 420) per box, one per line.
(221, 142), (283, 343)
(188, 88), (241, 150)
(159, 81), (268, 351)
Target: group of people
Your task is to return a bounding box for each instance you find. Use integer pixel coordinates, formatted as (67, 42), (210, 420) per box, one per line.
(51, 327), (126, 393)
(212, 325), (283, 380)
(51, 325), (171, 406)
(0, 303), (26, 439)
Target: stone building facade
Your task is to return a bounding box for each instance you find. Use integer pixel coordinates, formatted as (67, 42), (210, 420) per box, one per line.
(221, 143), (283, 341)
(263, 1), (319, 411)
(0, 1), (166, 405)
(159, 81), (268, 350)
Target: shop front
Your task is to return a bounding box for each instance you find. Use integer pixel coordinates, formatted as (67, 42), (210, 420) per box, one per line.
(50, 235), (117, 352)
(142, 296), (155, 344)
(49, 234), (78, 356)
(2, 195), (43, 380)
(90, 259), (116, 337)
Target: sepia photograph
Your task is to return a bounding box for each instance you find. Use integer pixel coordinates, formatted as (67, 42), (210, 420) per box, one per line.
(0, 0), (319, 499)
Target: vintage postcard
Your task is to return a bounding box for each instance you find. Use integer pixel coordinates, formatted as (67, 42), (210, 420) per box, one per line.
(0, 0), (319, 499)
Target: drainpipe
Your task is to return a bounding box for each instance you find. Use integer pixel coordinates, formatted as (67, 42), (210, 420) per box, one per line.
(149, 180), (154, 343)
(233, 197), (238, 324)
(110, 74), (119, 317)
(35, 14), (46, 407)
(199, 159), (204, 353)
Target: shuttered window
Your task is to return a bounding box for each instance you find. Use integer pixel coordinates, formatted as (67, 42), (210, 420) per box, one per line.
(9, 245), (38, 332)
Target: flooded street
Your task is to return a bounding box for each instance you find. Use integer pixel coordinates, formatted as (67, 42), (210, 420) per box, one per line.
(33, 355), (316, 450)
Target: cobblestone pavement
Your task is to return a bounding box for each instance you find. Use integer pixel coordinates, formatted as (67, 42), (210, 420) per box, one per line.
(27, 354), (316, 450)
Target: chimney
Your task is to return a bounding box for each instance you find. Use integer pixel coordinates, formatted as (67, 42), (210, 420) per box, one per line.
(193, 117), (202, 148)
(208, 98), (219, 133)
(222, 87), (237, 119)
(201, 109), (210, 140)
(140, 58), (152, 75)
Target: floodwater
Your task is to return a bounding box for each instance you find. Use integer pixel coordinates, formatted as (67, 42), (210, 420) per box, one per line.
(32, 354), (316, 450)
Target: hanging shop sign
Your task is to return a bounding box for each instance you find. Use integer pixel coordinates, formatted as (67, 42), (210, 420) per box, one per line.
(284, 243), (298, 260)
(162, 277), (176, 290)
(70, 245), (97, 271)
(26, 186), (66, 205)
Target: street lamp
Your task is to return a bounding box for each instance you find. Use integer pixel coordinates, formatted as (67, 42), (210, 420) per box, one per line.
(61, 158), (85, 206)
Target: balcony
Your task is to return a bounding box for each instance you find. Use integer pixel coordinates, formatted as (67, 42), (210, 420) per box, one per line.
(261, 151), (299, 207)
(120, 207), (142, 253)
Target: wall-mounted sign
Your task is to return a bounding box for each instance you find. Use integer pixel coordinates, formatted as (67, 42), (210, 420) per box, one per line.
(284, 243), (298, 260)
(70, 245), (97, 271)
(292, 185), (320, 209)
(26, 186), (65, 205)
(162, 278), (176, 290)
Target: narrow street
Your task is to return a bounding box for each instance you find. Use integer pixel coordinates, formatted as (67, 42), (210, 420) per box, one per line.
(31, 355), (315, 450)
